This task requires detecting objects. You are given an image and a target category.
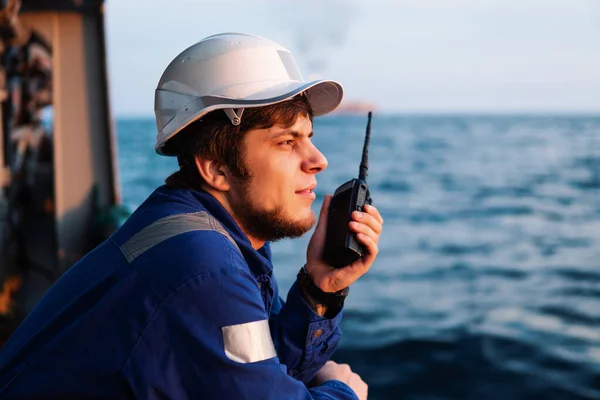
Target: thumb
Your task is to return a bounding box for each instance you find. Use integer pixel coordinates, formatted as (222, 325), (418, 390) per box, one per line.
(315, 194), (332, 233)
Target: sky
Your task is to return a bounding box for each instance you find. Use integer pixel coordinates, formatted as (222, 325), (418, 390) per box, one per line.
(104, 0), (600, 116)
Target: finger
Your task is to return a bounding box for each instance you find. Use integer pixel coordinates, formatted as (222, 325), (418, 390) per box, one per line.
(356, 233), (379, 258)
(352, 210), (382, 235)
(364, 203), (384, 225)
(349, 221), (378, 244)
(343, 233), (378, 274)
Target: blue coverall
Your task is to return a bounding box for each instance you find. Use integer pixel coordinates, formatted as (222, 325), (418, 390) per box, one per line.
(0, 185), (358, 399)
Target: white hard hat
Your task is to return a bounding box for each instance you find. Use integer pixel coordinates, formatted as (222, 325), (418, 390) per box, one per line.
(154, 32), (344, 156)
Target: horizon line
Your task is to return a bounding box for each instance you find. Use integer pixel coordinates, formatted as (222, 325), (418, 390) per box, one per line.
(114, 110), (600, 119)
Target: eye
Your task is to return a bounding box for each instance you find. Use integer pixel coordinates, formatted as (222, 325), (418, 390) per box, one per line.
(279, 139), (295, 147)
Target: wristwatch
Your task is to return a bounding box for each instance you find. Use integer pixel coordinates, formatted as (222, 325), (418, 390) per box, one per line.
(297, 265), (349, 314)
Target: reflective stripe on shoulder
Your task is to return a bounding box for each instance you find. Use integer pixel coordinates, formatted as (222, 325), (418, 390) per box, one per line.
(222, 319), (277, 363)
(119, 211), (241, 263)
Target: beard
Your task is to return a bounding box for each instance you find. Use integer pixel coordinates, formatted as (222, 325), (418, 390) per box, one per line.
(228, 178), (316, 242)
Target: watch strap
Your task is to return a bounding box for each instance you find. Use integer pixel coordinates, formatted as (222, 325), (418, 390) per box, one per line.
(297, 265), (349, 316)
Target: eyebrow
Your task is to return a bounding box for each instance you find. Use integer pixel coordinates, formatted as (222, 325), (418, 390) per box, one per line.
(269, 130), (314, 140)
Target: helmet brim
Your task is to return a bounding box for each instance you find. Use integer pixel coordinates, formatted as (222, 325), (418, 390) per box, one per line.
(155, 79), (343, 156)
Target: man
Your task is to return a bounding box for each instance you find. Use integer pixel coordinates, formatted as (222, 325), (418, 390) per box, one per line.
(0, 32), (383, 399)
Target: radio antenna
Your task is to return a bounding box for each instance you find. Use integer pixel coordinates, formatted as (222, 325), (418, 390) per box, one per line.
(358, 111), (372, 182)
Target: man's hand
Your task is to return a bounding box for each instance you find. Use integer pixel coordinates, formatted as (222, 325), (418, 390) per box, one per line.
(311, 361), (368, 400)
(306, 194), (384, 293)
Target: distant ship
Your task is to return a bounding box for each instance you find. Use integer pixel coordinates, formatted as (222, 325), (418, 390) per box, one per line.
(332, 101), (378, 115)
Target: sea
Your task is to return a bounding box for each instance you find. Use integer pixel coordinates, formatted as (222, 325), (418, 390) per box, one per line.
(116, 114), (600, 400)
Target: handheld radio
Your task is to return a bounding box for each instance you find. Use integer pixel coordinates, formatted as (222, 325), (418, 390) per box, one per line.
(323, 112), (373, 268)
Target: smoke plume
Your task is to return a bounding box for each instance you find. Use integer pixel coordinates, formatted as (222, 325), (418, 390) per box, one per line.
(270, 1), (359, 77)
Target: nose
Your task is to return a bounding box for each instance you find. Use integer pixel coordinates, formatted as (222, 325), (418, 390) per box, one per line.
(302, 142), (328, 174)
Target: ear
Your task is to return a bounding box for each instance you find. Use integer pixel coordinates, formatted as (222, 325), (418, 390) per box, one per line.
(194, 155), (231, 192)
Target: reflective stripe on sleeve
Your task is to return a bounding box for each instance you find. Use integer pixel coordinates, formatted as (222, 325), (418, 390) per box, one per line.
(222, 319), (277, 363)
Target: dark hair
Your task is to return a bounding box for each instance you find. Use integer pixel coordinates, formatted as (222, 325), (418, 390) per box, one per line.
(164, 94), (313, 190)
